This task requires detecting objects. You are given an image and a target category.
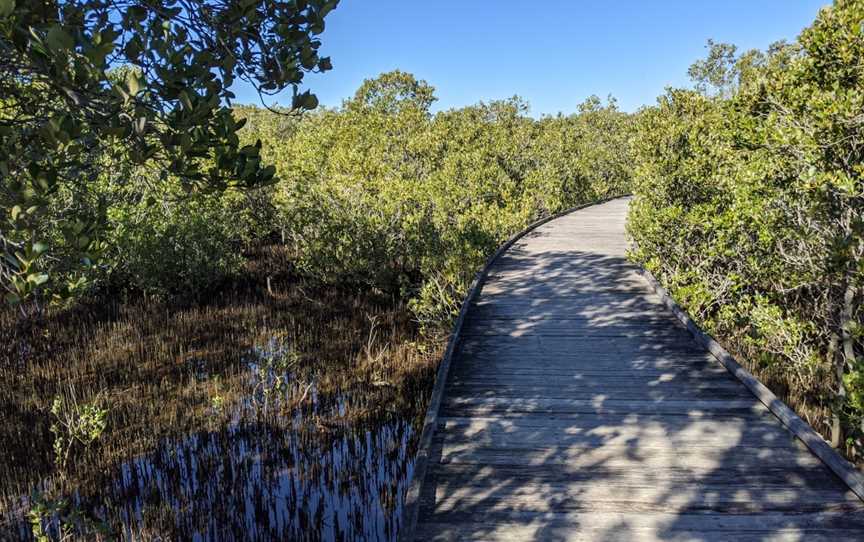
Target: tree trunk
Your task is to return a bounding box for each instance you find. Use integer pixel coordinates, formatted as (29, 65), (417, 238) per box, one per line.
(830, 333), (843, 448)
(832, 283), (858, 449)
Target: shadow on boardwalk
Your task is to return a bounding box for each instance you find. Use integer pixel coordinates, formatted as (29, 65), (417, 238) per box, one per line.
(414, 225), (864, 541)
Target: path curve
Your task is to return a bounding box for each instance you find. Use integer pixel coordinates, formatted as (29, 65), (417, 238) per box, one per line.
(408, 197), (864, 541)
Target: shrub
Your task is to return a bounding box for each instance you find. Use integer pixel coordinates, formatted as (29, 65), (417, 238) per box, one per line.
(629, 0), (864, 459)
(243, 73), (635, 330)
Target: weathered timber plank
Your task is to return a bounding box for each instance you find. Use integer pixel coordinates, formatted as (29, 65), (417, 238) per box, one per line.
(437, 425), (801, 450)
(448, 364), (731, 376)
(415, 522), (864, 542)
(422, 484), (862, 514)
(417, 510), (864, 531)
(461, 324), (693, 339)
(407, 197), (864, 541)
(455, 338), (710, 357)
(437, 415), (789, 434)
(443, 385), (752, 401)
(432, 441), (825, 470)
(423, 461), (849, 490)
(440, 397), (768, 416)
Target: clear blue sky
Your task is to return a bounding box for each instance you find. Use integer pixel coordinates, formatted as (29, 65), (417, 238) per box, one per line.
(233, 0), (830, 115)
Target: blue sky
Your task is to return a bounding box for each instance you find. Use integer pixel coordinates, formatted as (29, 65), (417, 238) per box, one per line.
(233, 1), (830, 115)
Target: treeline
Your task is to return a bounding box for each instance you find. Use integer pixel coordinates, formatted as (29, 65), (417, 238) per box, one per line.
(629, 0), (864, 459)
(8, 70), (633, 328)
(240, 72), (633, 326)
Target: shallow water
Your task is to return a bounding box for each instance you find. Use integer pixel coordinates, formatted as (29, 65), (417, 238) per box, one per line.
(0, 281), (438, 541)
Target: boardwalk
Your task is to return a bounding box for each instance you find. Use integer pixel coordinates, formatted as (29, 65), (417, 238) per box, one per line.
(409, 198), (864, 541)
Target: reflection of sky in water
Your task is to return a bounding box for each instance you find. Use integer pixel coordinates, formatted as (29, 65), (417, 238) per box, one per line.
(7, 338), (419, 541)
(106, 419), (415, 540)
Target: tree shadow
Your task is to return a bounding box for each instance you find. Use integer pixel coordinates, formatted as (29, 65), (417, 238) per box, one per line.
(413, 200), (864, 540)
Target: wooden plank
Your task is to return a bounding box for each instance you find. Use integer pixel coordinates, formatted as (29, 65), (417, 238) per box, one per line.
(462, 323), (693, 338)
(452, 357), (717, 371)
(464, 313), (682, 325)
(448, 364), (734, 379)
(441, 397), (767, 415)
(404, 197), (864, 541)
(640, 267), (864, 503)
(397, 196), (627, 542)
(423, 461), (848, 490)
(415, 520), (864, 542)
(470, 294), (667, 313)
(444, 385), (752, 401)
(433, 440), (825, 470)
(449, 363), (739, 377)
(437, 424), (800, 450)
(437, 415), (791, 434)
(422, 484), (862, 514)
(448, 369), (739, 382)
(417, 510), (864, 531)
(451, 349), (721, 364)
(456, 338), (710, 357)
(445, 378), (750, 391)
(479, 279), (648, 296)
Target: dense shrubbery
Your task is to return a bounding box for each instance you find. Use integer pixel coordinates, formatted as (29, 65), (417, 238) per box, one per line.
(629, 0), (864, 459)
(0, 0), (338, 310)
(3, 67), (634, 324)
(254, 71), (634, 327)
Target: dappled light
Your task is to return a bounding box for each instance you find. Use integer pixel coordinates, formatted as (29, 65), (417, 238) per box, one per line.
(3, 1), (864, 539)
(412, 199), (864, 541)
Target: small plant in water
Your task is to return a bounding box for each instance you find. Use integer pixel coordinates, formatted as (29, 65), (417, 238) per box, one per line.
(28, 491), (112, 541)
(211, 393), (225, 414)
(364, 314), (392, 387)
(50, 390), (108, 471)
(251, 337), (302, 410)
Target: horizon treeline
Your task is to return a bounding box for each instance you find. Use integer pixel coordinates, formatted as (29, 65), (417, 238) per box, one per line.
(7, 69), (634, 328)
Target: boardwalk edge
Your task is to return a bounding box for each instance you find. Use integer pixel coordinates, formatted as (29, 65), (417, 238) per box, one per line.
(397, 195), (626, 541)
(639, 267), (864, 503)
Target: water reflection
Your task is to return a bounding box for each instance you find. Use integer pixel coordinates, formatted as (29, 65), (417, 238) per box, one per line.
(103, 416), (416, 541)
(3, 336), (426, 541)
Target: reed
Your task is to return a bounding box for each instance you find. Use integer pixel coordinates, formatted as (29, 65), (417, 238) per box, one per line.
(0, 245), (442, 540)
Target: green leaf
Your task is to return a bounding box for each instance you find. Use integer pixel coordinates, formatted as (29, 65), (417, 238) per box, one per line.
(2, 252), (18, 269)
(303, 94), (319, 109)
(0, 0), (14, 19)
(179, 91), (194, 111)
(28, 273), (49, 286)
(292, 91), (319, 110)
(46, 25), (75, 52)
(32, 242), (48, 255)
(239, 145), (259, 157)
(124, 36), (143, 60)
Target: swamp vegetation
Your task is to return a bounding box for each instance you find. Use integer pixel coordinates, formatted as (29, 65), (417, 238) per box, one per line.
(1, 246), (440, 539)
(629, 0), (864, 462)
(1, 41), (633, 542)
(2, 0), (864, 540)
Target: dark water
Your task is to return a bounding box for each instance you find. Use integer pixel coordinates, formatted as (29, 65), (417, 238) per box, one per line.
(2, 337), (427, 541)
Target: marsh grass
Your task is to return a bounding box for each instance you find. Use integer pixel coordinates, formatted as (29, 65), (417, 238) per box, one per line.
(0, 245), (442, 540)
(705, 326), (860, 463)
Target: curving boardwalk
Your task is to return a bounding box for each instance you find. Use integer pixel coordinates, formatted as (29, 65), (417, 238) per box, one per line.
(410, 198), (864, 541)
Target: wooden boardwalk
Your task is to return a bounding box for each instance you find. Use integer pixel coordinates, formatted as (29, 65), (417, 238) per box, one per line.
(409, 198), (864, 541)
